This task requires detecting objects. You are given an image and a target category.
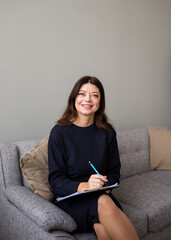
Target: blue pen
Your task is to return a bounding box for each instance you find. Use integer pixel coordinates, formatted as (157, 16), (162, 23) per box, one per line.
(89, 161), (108, 186)
(89, 161), (100, 174)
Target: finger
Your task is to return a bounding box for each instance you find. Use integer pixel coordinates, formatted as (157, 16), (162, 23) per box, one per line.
(91, 174), (106, 180)
(91, 178), (105, 188)
(90, 182), (102, 189)
(88, 175), (108, 189)
(93, 174), (108, 183)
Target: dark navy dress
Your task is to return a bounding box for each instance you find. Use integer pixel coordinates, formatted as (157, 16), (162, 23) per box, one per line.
(48, 123), (122, 232)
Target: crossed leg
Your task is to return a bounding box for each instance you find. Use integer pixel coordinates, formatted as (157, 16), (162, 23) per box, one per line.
(94, 194), (140, 240)
(94, 223), (112, 240)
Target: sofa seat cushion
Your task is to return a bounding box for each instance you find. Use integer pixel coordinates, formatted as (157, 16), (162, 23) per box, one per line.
(73, 232), (96, 240)
(140, 170), (171, 187)
(141, 224), (171, 240)
(112, 175), (171, 232)
(121, 202), (147, 238)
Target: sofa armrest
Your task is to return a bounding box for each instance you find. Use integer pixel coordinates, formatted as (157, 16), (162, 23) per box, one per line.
(3, 186), (77, 232)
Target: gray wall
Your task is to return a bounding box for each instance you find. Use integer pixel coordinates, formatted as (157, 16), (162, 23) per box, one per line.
(0, 0), (171, 143)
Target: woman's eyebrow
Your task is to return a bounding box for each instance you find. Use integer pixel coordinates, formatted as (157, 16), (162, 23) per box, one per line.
(79, 90), (99, 94)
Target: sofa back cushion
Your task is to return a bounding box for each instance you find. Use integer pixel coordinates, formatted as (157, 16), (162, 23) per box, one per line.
(15, 139), (41, 188)
(117, 128), (150, 179)
(0, 143), (22, 189)
(148, 127), (171, 170)
(1, 128), (150, 191)
(19, 135), (53, 202)
(16, 129), (150, 186)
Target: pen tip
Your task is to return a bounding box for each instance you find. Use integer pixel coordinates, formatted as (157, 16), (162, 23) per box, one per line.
(89, 161), (91, 164)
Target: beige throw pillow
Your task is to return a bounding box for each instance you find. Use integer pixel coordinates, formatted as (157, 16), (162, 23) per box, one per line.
(20, 135), (53, 201)
(148, 127), (171, 170)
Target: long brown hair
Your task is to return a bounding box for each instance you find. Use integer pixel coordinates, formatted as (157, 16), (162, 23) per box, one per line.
(57, 76), (113, 131)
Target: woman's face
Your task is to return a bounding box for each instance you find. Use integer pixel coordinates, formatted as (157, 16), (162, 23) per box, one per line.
(75, 83), (101, 118)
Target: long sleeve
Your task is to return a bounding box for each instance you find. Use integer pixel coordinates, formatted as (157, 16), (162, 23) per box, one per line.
(48, 124), (121, 200)
(48, 128), (80, 198)
(106, 129), (121, 186)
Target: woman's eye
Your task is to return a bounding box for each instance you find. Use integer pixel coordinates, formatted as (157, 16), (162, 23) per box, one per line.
(92, 94), (99, 98)
(78, 92), (84, 96)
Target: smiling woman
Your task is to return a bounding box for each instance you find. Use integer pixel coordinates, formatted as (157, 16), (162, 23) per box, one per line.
(74, 83), (101, 126)
(48, 76), (140, 240)
(57, 76), (112, 131)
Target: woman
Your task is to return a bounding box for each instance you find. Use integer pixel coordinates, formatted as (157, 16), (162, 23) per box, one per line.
(48, 76), (140, 240)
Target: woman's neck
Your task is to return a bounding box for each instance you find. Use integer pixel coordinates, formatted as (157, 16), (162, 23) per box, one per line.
(73, 115), (94, 127)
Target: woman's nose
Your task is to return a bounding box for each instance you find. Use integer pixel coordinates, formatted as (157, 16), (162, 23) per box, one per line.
(85, 94), (91, 101)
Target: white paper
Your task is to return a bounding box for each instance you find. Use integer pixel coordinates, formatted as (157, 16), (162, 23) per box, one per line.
(56, 182), (119, 202)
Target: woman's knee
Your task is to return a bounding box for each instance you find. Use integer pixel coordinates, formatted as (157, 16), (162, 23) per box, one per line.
(98, 194), (116, 208)
(98, 194), (118, 217)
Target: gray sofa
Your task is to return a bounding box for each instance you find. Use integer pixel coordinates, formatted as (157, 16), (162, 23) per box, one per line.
(0, 128), (170, 240)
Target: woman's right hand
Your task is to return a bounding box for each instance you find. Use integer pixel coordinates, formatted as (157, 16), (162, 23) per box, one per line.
(77, 174), (108, 192)
(87, 174), (108, 190)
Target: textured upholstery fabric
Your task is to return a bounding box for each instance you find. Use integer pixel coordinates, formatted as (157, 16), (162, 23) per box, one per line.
(148, 127), (171, 170)
(73, 232), (96, 239)
(141, 224), (171, 240)
(4, 186), (77, 232)
(50, 230), (75, 239)
(113, 175), (171, 232)
(0, 192), (75, 240)
(117, 128), (150, 179)
(0, 143), (22, 188)
(20, 135), (53, 201)
(15, 139), (41, 158)
(1, 128), (171, 240)
(121, 202), (147, 238)
(15, 139), (41, 187)
(141, 170), (171, 187)
(0, 154), (4, 189)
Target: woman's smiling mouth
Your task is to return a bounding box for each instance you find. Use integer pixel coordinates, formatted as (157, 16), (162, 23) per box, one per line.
(81, 104), (93, 109)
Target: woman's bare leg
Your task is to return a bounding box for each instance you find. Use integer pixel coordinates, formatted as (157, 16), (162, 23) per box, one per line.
(96, 194), (140, 240)
(94, 223), (112, 240)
